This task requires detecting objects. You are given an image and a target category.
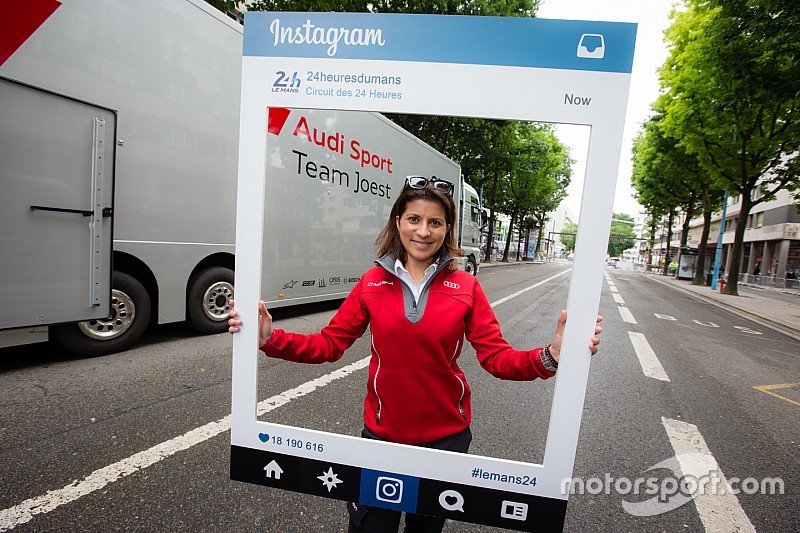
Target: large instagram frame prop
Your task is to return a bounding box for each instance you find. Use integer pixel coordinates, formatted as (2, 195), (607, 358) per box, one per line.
(232, 12), (635, 531)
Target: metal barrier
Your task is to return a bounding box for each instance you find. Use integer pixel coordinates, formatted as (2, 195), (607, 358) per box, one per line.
(738, 273), (800, 290)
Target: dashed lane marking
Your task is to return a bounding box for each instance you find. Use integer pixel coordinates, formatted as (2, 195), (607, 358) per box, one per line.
(661, 417), (756, 532)
(627, 331), (669, 381)
(618, 306), (637, 324)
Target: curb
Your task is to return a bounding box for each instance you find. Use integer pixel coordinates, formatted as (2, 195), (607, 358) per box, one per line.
(645, 274), (800, 342)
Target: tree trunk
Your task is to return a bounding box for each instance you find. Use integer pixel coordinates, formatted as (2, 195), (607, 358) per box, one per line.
(680, 196), (695, 249)
(502, 212), (516, 262)
(647, 219), (657, 271)
(483, 171), (500, 263)
(723, 193), (753, 296)
(662, 210), (675, 275)
(484, 209), (496, 263)
(535, 218), (545, 257)
(692, 187), (713, 286)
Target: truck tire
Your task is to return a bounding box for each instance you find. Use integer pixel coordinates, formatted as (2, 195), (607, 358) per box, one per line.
(52, 272), (151, 357)
(187, 267), (234, 334)
(465, 256), (478, 276)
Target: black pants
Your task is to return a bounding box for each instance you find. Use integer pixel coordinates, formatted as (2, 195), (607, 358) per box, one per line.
(347, 427), (472, 533)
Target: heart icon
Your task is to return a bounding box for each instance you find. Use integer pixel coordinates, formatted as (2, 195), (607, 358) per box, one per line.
(258, 433), (270, 443)
(445, 496), (457, 506)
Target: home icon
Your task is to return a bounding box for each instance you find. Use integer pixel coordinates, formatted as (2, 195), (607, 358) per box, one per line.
(264, 460), (283, 480)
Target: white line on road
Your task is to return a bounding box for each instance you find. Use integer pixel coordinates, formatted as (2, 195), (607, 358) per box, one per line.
(618, 306), (637, 324)
(1, 269), (572, 529)
(612, 293), (625, 305)
(661, 417), (756, 532)
(0, 358), (370, 531)
(489, 268), (572, 308)
(627, 332), (670, 381)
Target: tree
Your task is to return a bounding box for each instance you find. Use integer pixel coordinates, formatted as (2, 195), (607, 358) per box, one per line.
(560, 222), (577, 252)
(494, 124), (571, 261)
(607, 214), (637, 258)
(632, 113), (726, 280)
(659, 0), (800, 294)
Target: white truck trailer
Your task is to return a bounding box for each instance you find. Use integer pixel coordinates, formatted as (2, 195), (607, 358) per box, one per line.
(0, 0), (481, 356)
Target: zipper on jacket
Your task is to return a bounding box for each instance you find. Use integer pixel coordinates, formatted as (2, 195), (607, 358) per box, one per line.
(449, 339), (467, 420)
(371, 335), (382, 425)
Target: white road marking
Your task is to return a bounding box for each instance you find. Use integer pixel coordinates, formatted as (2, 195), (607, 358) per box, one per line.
(0, 357), (370, 530)
(609, 285), (619, 293)
(618, 306), (637, 324)
(627, 332), (670, 381)
(1, 270), (572, 528)
(662, 418), (756, 532)
(612, 293), (625, 305)
(489, 268), (572, 308)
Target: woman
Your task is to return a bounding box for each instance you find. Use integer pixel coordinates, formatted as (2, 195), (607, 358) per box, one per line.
(229, 176), (601, 532)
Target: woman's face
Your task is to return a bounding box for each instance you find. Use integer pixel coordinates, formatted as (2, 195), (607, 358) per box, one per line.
(396, 199), (449, 269)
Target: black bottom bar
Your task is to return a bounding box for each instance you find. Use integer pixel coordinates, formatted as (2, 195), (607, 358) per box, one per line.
(230, 445), (567, 531)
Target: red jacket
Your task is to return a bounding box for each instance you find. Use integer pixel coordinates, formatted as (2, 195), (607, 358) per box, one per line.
(262, 256), (554, 445)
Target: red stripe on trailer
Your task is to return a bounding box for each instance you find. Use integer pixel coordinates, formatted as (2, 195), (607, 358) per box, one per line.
(0, 0), (61, 67)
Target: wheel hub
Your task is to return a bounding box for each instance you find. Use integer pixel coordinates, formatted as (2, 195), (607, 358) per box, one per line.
(78, 289), (136, 340)
(203, 281), (233, 321)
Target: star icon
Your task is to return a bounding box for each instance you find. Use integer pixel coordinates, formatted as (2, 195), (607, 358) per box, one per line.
(317, 467), (343, 492)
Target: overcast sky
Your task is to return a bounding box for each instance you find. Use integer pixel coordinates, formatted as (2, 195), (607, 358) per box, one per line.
(537, 0), (676, 220)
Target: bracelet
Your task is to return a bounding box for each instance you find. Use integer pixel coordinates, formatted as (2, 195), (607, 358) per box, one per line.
(544, 344), (558, 369)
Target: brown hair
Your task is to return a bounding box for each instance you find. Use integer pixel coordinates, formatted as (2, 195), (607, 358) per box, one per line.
(375, 184), (463, 270)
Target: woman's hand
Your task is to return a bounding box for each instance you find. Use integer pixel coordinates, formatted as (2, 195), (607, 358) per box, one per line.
(228, 299), (273, 347)
(549, 310), (603, 363)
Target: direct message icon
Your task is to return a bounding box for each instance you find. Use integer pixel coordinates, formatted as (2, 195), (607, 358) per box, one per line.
(577, 34), (605, 59)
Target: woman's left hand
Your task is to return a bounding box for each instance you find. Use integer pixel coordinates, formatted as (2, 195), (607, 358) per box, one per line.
(549, 310), (602, 364)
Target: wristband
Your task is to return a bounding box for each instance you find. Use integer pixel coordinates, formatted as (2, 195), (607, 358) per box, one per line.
(544, 344), (558, 369)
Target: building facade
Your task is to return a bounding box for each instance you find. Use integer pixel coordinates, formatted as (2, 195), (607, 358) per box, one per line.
(671, 187), (799, 280)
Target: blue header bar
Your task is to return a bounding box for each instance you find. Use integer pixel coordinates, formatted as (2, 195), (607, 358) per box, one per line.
(243, 12), (637, 74)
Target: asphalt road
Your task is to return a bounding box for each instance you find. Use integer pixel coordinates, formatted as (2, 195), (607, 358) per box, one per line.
(0, 262), (797, 532)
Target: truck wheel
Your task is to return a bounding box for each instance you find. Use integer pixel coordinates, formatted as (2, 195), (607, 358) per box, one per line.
(465, 256), (478, 276)
(187, 267), (234, 334)
(52, 272), (151, 357)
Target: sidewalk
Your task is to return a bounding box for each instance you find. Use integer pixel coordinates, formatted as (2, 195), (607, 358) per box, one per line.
(644, 272), (800, 341)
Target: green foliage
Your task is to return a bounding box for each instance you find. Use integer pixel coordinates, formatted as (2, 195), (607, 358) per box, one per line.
(607, 213), (636, 257)
(649, 0), (800, 293)
(560, 213), (635, 257)
(560, 222), (577, 252)
(247, 0), (539, 16)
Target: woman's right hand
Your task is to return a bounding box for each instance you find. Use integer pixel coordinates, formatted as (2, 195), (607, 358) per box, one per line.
(228, 299), (273, 347)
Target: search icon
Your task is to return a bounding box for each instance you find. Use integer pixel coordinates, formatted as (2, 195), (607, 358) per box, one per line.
(438, 489), (465, 512)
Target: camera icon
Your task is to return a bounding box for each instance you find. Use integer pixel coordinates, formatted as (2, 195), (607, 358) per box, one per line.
(375, 476), (404, 503)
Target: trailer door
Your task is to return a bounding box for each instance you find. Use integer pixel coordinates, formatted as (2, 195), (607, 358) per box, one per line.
(0, 77), (115, 330)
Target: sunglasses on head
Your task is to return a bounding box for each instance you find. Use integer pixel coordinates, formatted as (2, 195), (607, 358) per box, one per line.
(404, 176), (454, 195)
